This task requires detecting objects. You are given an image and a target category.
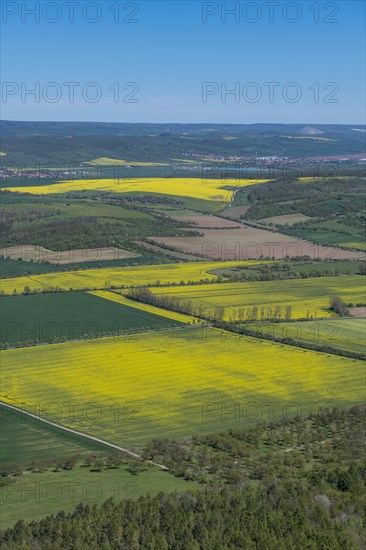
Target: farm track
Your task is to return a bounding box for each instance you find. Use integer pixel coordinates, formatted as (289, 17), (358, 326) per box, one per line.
(0, 401), (170, 471)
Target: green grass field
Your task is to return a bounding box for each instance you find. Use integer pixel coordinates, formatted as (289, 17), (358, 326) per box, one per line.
(0, 461), (196, 529)
(0, 258), (65, 278)
(0, 404), (108, 466)
(290, 220), (365, 251)
(0, 254), (170, 279)
(0, 292), (184, 345)
(290, 260), (363, 275)
(0, 198), (153, 223)
(247, 318), (366, 356)
(0, 404), (197, 529)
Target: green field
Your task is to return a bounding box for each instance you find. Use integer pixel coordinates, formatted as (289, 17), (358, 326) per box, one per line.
(0, 197), (154, 223)
(290, 221), (366, 251)
(0, 254), (169, 279)
(0, 404), (197, 529)
(0, 258), (65, 278)
(290, 260), (364, 275)
(247, 318), (366, 356)
(0, 404), (108, 466)
(0, 459), (196, 529)
(0, 292), (184, 346)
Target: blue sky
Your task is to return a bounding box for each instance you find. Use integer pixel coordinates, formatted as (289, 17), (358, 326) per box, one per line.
(1, 0), (365, 123)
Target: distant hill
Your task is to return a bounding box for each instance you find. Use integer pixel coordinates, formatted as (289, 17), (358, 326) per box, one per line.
(1, 121), (365, 164)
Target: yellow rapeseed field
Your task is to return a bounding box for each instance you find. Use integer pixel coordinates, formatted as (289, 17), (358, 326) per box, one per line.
(0, 260), (267, 295)
(88, 290), (200, 324)
(1, 327), (363, 446)
(150, 276), (366, 320)
(3, 177), (269, 202)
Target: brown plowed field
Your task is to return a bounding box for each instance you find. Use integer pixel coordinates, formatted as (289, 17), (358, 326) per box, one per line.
(152, 227), (365, 261)
(171, 215), (242, 228)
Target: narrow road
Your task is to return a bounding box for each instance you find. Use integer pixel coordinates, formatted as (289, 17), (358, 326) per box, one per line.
(0, 400), (169, 471)
(229, 188), (239, 207)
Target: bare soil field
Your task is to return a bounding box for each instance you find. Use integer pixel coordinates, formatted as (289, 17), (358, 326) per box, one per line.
(48, 248), (139, 264)
(152, 226), (365, 261)
(220, 206), (249, 218)
(0, 246), (139, 264)
(0, 245), (53, 262)
(349, 307), (366, 317)
(260, 214), (312, 226)
(134, 241), (201, 261)
(170, 215), (242, 228)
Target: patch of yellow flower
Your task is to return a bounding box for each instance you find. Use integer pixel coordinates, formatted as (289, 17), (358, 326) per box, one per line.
(0, 260), (267, 295)
(1, 327), (363, 446)
(89, 290), (200, 324)
(3, 177), (269, 202)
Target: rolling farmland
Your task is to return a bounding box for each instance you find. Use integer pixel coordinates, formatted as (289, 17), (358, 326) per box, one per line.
(1, 327), (363, 447)
(149, 276), (366, 320)
(1, 6), (365, 542)
(0, 260), (268, 295)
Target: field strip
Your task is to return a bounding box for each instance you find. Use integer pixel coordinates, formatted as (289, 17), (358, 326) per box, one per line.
(88, 290), (201, 324)
(3, 177), (269, 202)
(0, 260), (269, 295)
(0, 401), (169, 471)
(3, 324), (210, 351)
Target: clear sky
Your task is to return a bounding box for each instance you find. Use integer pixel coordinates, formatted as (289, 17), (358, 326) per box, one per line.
(1, 0), (365, 123)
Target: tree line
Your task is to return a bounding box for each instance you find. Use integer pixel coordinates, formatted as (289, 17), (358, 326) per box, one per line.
(127, 288), (294, 322)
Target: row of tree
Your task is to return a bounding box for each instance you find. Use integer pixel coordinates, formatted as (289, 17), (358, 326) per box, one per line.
(127, 288), (295, 322)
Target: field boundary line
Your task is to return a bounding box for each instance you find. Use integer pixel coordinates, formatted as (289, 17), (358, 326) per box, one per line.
(0, 401), (169, 471)
(1, 323), (212, 351)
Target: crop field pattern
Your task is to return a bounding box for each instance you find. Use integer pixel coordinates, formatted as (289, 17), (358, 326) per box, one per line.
(89, 291), (200, 324)
(0, 260), (269, 294)
(0, 292), (186, 345)
(150, 276), (366, 320)
(0, 327), (364, 447)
